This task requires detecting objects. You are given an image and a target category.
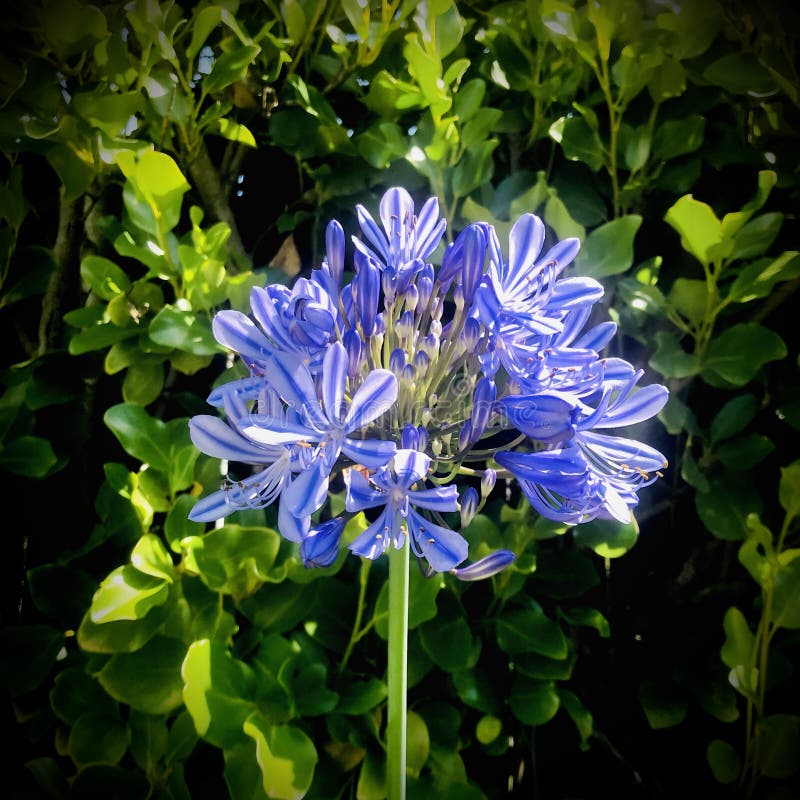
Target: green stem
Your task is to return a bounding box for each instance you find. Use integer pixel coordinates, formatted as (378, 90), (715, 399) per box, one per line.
(387, 536), (409, 800)
(340, 559), (371, 673)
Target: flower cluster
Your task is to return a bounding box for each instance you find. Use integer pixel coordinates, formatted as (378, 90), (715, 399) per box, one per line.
(188, 188), (668, 577)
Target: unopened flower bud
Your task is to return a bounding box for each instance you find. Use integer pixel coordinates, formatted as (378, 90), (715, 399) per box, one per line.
(382, 270), (397, 307)
(460, 487), (479, 528)
(453, 284), (465, 310)
(462, 317), (481, 354)
(343, 329), (363, 379)
(390, 348), (406, 375)
(300, 517), (345, 569)
(451, 549), (516, 581)
(413, 351), (430, 377)
(416, 425), (429, 451)
(401, 424), (420, 450)
(325, 220), (345, 285)
(397, 310), (415, 340)
(431, 438), (442, 456)
(404, 284), (419, 312)
(401, 364), (416, 382)
(481, 468), (496, 497)
(458, 420), (473, 452)
(418, 275), (433, 309)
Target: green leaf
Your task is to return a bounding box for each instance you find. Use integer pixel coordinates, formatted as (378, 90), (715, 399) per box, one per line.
(668, 278), (711, 325)
(80, 255), (131, 300)
(703, 53), (776, 95)
(559, 690), (593, 749)
(240, 579), (319, 633)
(558, 606), (611, 638)
(98, 636), (186, 715)
(165, 495), (205, 552)
(758, 715), (800, 778)
(638, 680), (688, 729)
(131, 534), (174, 582)
(707, 739), (740, 784)
(88, 565), (169, 624)
(419, 611), (479, 673)
(649, 332), (699, 379)
(68, 323), (139, 356)
(0, 435), (58, 477)
(549, 116), (605, 171)
(664, 194), (722, 267)
(652, 116), (705, 161)
(206, 118), (257, 147)
(772, 556), (800, 630)
(70, 765), (149, 798)
(203, 44), (262, 95)
(452, 140), (498, 199)
(510, 678), (560, 726)
(77, 601), (169, 654)
(573, 517), (638, 558)
(184, 525), (281, 598)
(0, 624), (63, 696)
(715, 434), (774, 470)
(122, 358), (165, 406)
(727, 251), (800, 303)
(543, 191), (585, 241)
(148, 305), (220, 355)
(129, 711), (168, 775)
(496, 602), (568, 659)
(50, 667), (117, 725)
(710, 395), (759, 443)
(475, 715), (502, 745)
(730, 212), (783, 260)
(695, 474), (762, 541)
(243, 712), (318, 800)
(702, 324), (786, 386)
(104, 403), (172, 472)
(69, 712), (129, 767)
(779, 461), (800, 520)
(407, 710), (430, 779)
(181, 639), (257, 748)
(514, 651), (574, 681)
(574, 215), (641, 278)
(720, 607), (755, 696)
(336, 676), (387, 715)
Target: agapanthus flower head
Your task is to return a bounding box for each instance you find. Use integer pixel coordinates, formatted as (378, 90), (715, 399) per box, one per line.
(188, 186), (668, 577)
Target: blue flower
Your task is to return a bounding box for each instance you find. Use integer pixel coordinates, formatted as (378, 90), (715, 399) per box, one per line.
(240, 342), (398, 519)
(345, 450), (469, 572)
(300, 517), (345, 568)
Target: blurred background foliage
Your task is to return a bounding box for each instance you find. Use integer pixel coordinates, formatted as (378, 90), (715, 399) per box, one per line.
(0, 0), (798, 798)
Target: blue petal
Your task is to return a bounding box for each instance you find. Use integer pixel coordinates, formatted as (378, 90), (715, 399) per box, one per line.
(213, 311), (272, 364)
(505, 214), (545, 296)
(249, 286), (296, 352)
(461, 224), (486, 303)
(356, 205), (390, 261)
(207, 377), (265, 408)
(379, 187), (414, 241)
(409, 485), (459, 513)
(595, 384), (669, 428)
(547, 277), (604, 309)
(349, 507), (398, 560)
(470, 377), (497, 443)
(240, 415), (318, 445)
(537, 237), (580, 273)
(406, 507), (468, 572)
(268, 351), (319, 409)
(342, 437), (396, 468)
(321, 341), (348, 423)
(344, 369), (398, 431)
(278, 499), (310, 542)
(189, 415), (285, 462)
(282, 462), (330, 517)
(188, 489), (236, 522)
(574, 321), (617, 352)
(392, 449), (431, 490)
(325, 219), (345, 284)
(345, 468), (387, 512)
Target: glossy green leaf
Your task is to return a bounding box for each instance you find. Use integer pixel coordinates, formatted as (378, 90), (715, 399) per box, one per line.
(0, 435), (58, 477)
(104, 403), (172, 472)
(727, 251), (800, 303)
(559, 690), (593, 749)
(131, 534), (174, 582)
(710, 395), (759, 444)
(184, 525), (281, 598)
(695, 474), (762, 541)
(419, 610), (479, 673)
(573, 517), (638, 558)
(649, 332), (699, 379)
(730, 212), (783, 260)
(202, 44), (261, 95)
(779, 461), (800, 520)
(148, 305), (219, 355)
(69, 712), (129, 767)
(77, 600), (169, 654)
(652, 115), (705, 161)
(80, 255), (131, 300)
(88, 565), (169, 624)
(638, 680), (687, 729)
(720, 607), (755, 696)
(496, 602), (568, 659)
(703, 53), (775, 95)
(772, 556), (800, 630)
(574, 215), (641, 278)
(707, 739), (739, 784)
(714, 433), (774, 470)
(182, 639), (257, 748)
(476, 715), (502, 745)
(122, 358), (165, 406)
(50, 667), (117, 725)
(0, 624), (64, 697)
(510, 677), (560, 726)
(514, 651), (574, 681)
(129, 711), (168, 775)
(664, 194), (722, 266)
(549, 116), (605, 171)
(668, 278), (711, 325)
(336, 676), (387, 715)
(702, 324), (786, 386)
(98, 636), (186, 715)
(243, 711), (318, 800)
(406, 710), (430, 779)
